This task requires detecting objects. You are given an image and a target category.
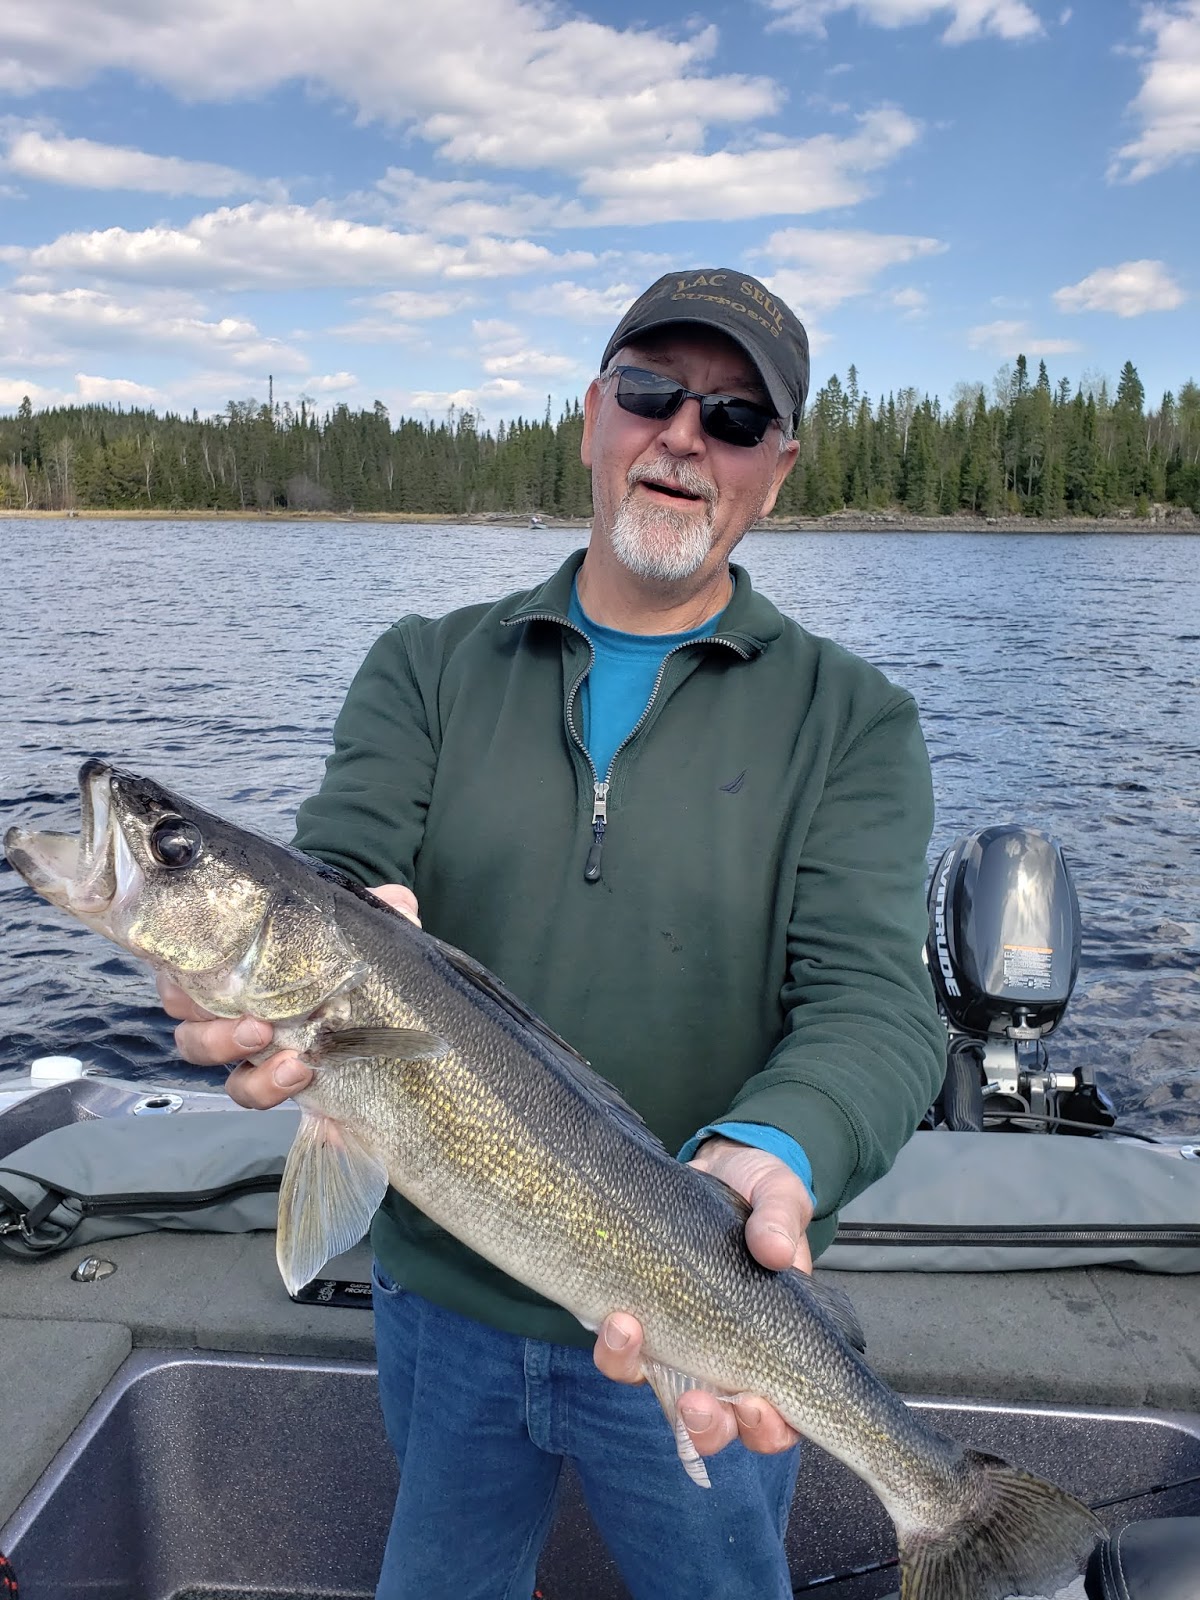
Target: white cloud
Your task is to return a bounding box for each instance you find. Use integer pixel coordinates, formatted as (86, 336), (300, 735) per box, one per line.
(370, 290), (473, 320)
(891, 286), (928, 315)
(759, 226), (947, 312)
(579, 108), (921, 224)
(472, 318), (523, 344)
(372, 168), (578, 236)
(482, 349), (579, 378)
(405, 378), (532, 414)
(465, 316), (581, 381)
(966, 319), (1081, 354)
(511, 280), (641, 322)
(306, 371), (358, 393)
(2, 203), (593, 289)
(331, 287), (474, 343)
(0, 372), (166, 409)
(0, 377), (61, 409)
(0, 1), (777, 177)
(1109, 1), (1200, 182)
(763, 1), (1044, 43)
(3, 286), (309, 371)
(1052, 259), (1187, 317)
(73, 372), (163, 403)
(3, 129), (268, 197)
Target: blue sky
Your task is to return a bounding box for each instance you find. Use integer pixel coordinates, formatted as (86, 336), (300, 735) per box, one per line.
(0, 0), (1196, 427)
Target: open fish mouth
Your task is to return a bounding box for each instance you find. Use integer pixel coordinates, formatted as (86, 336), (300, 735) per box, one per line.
(4, 758), (141, 924)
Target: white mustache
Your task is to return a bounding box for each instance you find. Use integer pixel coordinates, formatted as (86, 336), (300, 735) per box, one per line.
(625, 458), (716, 505)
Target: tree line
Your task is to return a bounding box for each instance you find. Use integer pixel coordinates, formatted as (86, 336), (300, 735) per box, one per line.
(2, 356), (1198, 519)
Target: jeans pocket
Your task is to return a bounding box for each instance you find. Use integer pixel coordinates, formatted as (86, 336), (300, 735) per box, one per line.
(371, 1258), (407, 1298)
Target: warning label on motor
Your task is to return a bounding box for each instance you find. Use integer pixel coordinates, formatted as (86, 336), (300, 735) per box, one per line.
(1003, 944), (1053, 990)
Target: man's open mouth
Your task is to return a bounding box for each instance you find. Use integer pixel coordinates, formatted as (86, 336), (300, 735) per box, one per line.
(641, 478), (706, 502)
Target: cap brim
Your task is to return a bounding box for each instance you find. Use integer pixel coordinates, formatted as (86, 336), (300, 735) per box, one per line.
(603, 312), (797, 422)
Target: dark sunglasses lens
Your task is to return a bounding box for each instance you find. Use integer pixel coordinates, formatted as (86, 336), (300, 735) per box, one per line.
(615, 369), (685, 420)
(701, 399), (772, 447)
(613, 366), (774, 447)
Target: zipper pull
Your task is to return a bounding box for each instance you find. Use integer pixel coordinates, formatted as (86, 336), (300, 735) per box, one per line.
(584, 780), (609, 882)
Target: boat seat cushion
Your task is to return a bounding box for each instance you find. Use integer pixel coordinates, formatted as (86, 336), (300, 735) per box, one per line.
(1085, 1517), (1200, 1600)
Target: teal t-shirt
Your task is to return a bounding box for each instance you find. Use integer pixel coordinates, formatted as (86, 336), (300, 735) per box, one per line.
(567, 580), (815, 1206)
(567, 581), (720, 780)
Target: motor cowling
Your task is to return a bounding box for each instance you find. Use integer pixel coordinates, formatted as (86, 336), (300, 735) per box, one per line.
(926, 825), (1081, 1041)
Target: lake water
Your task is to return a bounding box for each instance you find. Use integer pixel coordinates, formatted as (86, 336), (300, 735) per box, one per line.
(3, 518), (1198, 1136)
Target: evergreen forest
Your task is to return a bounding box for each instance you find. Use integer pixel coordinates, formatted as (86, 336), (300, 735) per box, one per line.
(2, 356), (1197, 520)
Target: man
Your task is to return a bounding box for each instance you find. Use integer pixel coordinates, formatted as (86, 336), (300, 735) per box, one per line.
(163, 268), (945, 1599)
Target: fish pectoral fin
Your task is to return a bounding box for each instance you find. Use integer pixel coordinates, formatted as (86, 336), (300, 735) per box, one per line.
(276, 1110), (389, 1295)
(642, 1359), (740, 1490)
(315, 1026), (448, 1063)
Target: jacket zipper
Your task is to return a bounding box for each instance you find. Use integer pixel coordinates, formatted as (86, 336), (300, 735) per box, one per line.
(504, 610), (752, 883)
(834, 1221), (1200, 1248)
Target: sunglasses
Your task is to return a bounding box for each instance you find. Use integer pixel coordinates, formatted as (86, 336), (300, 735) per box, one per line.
(609, 365), (779, 448)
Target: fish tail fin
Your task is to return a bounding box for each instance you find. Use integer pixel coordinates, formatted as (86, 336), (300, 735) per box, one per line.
(899, 1449), (1103, 1600)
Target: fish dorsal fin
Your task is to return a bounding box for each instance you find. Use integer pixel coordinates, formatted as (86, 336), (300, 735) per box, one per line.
(801, 1276), (867, 1355)
(276, 1110), (389, 1295)
(429, 933), (669, 1160)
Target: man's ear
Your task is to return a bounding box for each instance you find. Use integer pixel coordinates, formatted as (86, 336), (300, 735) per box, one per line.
(759, 437), (800, 518)
(580, 378), (602, 469)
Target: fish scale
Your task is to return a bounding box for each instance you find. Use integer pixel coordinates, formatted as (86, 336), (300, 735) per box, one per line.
(6, 758), (1105, 1600)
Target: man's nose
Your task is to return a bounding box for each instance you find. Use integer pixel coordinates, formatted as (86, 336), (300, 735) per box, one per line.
(654, 396), (707, 454)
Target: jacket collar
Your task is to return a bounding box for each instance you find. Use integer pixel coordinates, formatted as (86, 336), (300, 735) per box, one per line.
(501, 548), (785, 657)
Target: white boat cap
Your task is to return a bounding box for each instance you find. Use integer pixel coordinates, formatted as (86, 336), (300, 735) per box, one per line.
(29, 1055), (86, 1084)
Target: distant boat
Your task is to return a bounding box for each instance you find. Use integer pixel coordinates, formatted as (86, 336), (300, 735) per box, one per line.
(529, 513), (545, 528)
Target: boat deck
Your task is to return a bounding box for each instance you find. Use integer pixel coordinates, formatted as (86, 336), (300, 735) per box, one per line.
(2, 1228), (1199, 1596)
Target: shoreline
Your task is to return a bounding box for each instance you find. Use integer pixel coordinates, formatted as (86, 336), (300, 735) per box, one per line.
(0, 506), (1195, 534)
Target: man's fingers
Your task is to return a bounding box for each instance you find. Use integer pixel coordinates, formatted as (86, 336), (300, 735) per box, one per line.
(593, 1308), (801, 1459)
(592, 1313), (645, 1385)
(689, 1139), (813, 1275)
(156, 971), (216, 1023)
(678, 1394), (739, 1454)
(744, 1196), (807, 1273)
(172, 1014), (273, 1067)
(225, 1054), (314, 1110)
(679, 1391), (801, 1458)
(155, 972), (308, 1109)
(729, 1396), (803, 1456)
(368, 884), (421, 926)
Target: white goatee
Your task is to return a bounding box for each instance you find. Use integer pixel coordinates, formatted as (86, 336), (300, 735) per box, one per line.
(610, 458), (716, 583)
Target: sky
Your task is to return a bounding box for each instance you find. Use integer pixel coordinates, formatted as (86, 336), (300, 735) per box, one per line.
(0, 0), (1196, 429)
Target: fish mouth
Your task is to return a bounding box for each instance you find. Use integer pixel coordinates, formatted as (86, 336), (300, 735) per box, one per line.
(5, 758), (143, 928)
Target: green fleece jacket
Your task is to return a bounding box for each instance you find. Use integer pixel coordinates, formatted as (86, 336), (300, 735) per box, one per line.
(292, 550), (945, 1346)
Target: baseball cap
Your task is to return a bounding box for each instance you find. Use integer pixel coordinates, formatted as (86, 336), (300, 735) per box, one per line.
(600, 269), (810, 423)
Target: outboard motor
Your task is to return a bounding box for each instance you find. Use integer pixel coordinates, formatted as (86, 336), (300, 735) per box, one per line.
(925, 825), (1114, 1134)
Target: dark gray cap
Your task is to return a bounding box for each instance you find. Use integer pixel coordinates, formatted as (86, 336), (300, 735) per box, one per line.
(600, 268), (810, 423)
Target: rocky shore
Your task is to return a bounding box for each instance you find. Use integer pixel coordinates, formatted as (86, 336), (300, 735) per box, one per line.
(2, 504), (1196, 532)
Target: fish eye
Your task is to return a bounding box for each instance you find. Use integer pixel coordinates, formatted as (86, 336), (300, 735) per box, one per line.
(149, 817), (203, 869)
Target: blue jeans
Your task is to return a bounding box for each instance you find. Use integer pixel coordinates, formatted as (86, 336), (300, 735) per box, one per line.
(372, 1264), (801, 1600)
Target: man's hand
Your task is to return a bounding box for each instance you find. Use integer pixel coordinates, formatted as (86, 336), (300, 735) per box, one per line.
(159, 883), (420, 1109)
(593, 1136), (813, 1457)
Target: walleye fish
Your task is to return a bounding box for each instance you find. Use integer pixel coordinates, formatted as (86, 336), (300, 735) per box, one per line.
(6, 760), (1104, 1600)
